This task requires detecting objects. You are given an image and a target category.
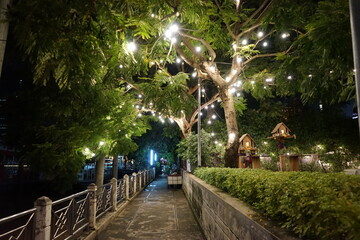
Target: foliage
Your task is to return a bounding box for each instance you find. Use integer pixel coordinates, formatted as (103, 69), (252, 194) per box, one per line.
(177, 129), (224, 170)
(4, 82), (149, 189)
(195, 168), (360, 240)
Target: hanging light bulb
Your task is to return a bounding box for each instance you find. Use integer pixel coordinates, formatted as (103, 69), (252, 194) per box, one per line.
(207, 120), (212, 124)
(212, 114), (216, 119)
(265, 78), (273, 83)
(257, 31), (264, 38)
(281, 33), (289, 39)
(236, 56), (242, 64)
(192, 72), (197, 78)
(126, 42), (137, 52)
(262, 41), (268, 47)
(232, 43), (237, 50)
(195, 46), (201, 52)
(287, 75), (292, 80)
(169, 24), (179, 32)
(211, 104), (215, 108)
(151, 13), (155, 18)
(211, 132), (215, 136)
(176, 58), (181, 63)
(119, 64), (123, 69)
(225, 76), (231, 82)
(241, 39), (248, 45)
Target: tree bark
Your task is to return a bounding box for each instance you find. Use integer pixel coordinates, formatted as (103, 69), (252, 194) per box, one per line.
(0, 0), (11, 79)
(112, 155), (118, 179)
(219, 86), (240, 168)
(95, 153), (106, 187)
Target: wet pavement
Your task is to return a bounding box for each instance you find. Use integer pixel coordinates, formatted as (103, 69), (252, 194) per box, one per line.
(97, 175), (205, 240)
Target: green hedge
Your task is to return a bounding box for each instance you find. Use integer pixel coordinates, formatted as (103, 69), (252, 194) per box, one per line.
(194, 168), (360, 239)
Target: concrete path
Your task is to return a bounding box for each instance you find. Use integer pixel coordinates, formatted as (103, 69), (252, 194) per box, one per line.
(97, 175), (205, 240)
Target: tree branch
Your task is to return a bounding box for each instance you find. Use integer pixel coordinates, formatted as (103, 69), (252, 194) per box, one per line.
(213, 0), (237, 40)
(178, 31), (216, 61)
(189, 92), (219, 124)
(240, 0), (270, 29)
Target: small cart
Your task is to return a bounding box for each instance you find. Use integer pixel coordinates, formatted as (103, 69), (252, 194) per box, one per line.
(167, 174), (182, 188)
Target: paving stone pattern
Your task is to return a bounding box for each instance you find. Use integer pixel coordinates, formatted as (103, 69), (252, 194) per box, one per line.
(97, 175), (205, 240)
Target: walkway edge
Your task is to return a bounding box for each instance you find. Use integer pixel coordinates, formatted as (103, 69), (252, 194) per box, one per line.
(79, 183), (152, 240)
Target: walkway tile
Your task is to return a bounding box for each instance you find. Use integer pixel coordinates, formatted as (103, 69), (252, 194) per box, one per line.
(97, 175), (205, 240)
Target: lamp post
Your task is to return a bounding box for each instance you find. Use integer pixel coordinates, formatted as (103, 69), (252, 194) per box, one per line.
(197, 79), (201, 167)
(349, 0), (360, 137)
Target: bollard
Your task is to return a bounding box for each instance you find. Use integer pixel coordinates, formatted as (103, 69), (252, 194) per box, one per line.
(87, 183), (97, 229)
(34, 196), (52, 240)
(138, 172), (142, 189)
(124, 174), (130, 200)
(110, 178), (117, 211)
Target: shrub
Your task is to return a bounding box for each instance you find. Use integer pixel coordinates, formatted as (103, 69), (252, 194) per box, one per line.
(194, 168), (360, 240)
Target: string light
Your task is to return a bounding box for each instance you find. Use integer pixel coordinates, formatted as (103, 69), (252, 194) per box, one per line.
(195, 46), (201, 52)
(119, 64), (123, 68)
(192, 72), (197, 78)
(169, 24), (179, 32)
(262, 41), (268, 47)
(236, 93), (241, 97)
(236, 56), (242, 64)
(171, 37), (177, 43)
(230, 88), (236, 93)
(201, 88), (205, 93)
(211, 114), (216, 119)
(207, 120), (212, 124)
(214, 140), (218, 144)
(211, 132), (215, 136)
(99, 141), (105, 146)
(265, 78), (273, 83)
(241, 39), (248, 45)
(211, 104), (215, 108)
(225, 76), (231, 82)
(151, 13), (155, 18)
(232, 43), (237, 50)
(308, 74), (313, 78)
(138, 94), (142, 98)
(257, 31), (264, 38)
(176, 58), (181, 63)
(160, 59), (164, 63)
(126, 42), (137, 52)
(209, 66), (216, 72)
(205, 106), (208, 109)
(281, 33), (289, 39)
(251, 80), (255, 84)
(287, 75), (292, 80)
(138, 113), (142, 117)
(169, 118), (174, 123)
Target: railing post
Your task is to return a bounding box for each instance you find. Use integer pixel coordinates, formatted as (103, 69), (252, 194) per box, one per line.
(144, 171), (147, 185)
(34, 196), (52, 240)
(132, 172), (137, 193)
(111, 178), (117, 211)
(87, 183), (97, 229)
(124, 174), (129, 200)
(138, 172), (142, 189)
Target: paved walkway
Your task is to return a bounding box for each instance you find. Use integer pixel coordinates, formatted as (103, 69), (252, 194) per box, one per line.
(97, 175), (205, 240)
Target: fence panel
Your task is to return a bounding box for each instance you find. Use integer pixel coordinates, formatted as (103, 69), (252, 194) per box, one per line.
(96, 182), (112, 219)
(116, 179), (126, 204)
(0, 208), (36, 240)
(51, 190), (89, 240)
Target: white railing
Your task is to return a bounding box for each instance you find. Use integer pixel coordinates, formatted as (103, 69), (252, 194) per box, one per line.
(0, 167), (155, 240)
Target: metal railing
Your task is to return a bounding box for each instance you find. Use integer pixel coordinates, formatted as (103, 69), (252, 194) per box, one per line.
(0, 208), (36, 240)
(0, 168), (155, 240)
(116, 179), (126, 203)
(51, 190), (89, 240)
(96, 182), (112, 219)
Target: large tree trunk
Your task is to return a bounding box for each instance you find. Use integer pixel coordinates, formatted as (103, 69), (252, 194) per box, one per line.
(95, 153), (106, 186)
(219, 86), (240, 168)
(0, 0), (11, 80)
(112, 155), (118, 179)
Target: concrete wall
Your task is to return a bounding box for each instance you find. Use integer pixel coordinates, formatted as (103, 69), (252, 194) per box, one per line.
(182, 171), (299, 240)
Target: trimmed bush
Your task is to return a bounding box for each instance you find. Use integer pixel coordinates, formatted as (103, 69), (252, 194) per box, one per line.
(194, 168), (360, 239)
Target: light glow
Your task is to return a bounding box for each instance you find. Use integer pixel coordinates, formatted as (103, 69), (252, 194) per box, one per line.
(257, 31), (264, 38)
(126, 42), (137, 52)
(241, 39), (248, 45)
(150, 149), (154, 165)
(195, 46), (201, 52)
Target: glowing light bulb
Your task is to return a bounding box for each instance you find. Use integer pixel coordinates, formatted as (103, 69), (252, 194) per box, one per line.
(176, 58), (181, 63)
(212, 114), (216, 119)
(138, 94), (142, 98)
(201, 88), (205, 93)
(265, 78), (273, 82)
(195, 46), (201, 52)
(262, 41), (268, 47)
(308, 74), (312, 78)
(211, 104), (215, 108)
(126, 42), (137, 52)
(281, 33), (289, 39)
(241, 39), (248, 45)
(164, 30), (172, 38)
(257, 31), (264, 38)
(211, 132), (215, 136)
(138, 113), (142, 117)
(236, 56), (242, 64)
(169, 24), (179, 32)
(119, 64), (123, 68)
(287, 75), (292, 80)
(225, 76), (231, 82)
(251, 80), (255, 84)
(208, 120), (212, 124)
(99, 141), (105, 146)
(230, 88), (236, 93)
(171, 37), (177, 43)
(209, 66), (215, 72)
(192, 72), (197, 77)
(151, 13), (155, 18)
(232, 43), (237, 50)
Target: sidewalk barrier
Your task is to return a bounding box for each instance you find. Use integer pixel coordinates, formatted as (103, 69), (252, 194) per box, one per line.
(0, 168), (155, 240)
